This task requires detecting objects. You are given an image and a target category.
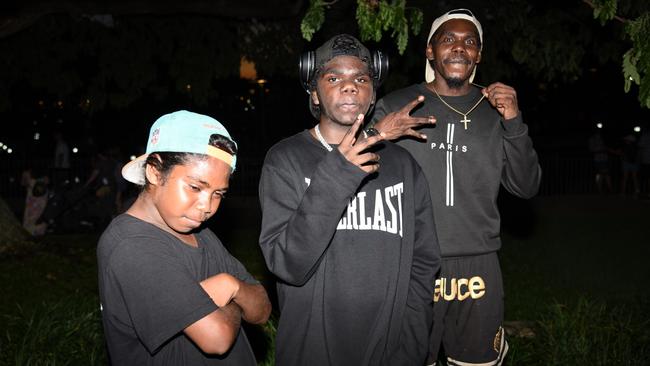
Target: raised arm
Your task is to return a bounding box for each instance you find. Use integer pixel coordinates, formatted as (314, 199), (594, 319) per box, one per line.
(258, 120), (379, 285)
(259, 149), (367, 285)
(483, 82), (541, 198)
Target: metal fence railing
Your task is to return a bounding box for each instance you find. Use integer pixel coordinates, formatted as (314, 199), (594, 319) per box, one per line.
(537, 152), (597, 196)
(0, 152), (615, 205)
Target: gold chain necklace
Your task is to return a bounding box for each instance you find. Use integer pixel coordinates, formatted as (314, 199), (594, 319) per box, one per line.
(431, 84), (486, 130)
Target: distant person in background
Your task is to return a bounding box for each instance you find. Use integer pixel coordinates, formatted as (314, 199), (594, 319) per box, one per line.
(21, 168), (49, 236)
(588, 129), (613, 195)
(619, 134), (640, 196)
(83, 146), (120, 227)
(638, 123), (650, 198)
(52, 131), (71, 187)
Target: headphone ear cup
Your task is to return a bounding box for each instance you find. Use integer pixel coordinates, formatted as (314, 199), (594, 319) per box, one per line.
(372, 50), (389, 87)
(299, 51), (315, 94)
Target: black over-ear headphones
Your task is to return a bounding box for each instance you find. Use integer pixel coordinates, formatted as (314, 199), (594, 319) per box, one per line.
(299, 50), (389, 94)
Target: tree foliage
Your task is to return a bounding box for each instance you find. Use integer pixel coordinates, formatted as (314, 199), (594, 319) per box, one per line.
(0, 13), (306, 114)
(622, 12), (650, 108)
(300, 0), (326, 42)
(0, 15), (246, 113)
(589, 0), (650, 108)
(301, 0), (423, 54)
(1, 1), (649, 114)
(301, 0), (650, 109)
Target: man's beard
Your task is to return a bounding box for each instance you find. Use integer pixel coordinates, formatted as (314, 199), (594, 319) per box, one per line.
(444, 76), (466, 89)
(428, 59), (473, 89)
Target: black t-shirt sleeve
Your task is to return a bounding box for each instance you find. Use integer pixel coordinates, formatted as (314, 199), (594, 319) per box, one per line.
(107, 237), (217, 354)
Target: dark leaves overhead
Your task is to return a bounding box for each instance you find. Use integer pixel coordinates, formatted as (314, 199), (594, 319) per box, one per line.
(0, 14), (256, 111)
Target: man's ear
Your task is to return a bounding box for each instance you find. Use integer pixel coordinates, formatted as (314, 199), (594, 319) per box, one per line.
(311, 89), (320, 106)
(425, 43), (434, 60)
(476, 51), (482, 64)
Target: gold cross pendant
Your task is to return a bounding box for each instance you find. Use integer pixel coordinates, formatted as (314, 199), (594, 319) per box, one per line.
(460, 115), (471, 130)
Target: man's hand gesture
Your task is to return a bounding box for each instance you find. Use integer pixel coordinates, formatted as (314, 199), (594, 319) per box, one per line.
(338, 114), (384, 174)
(374, 96), (436, 140)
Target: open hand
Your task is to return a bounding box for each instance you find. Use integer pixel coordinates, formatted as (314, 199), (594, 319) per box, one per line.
(374, 95), (435, 140)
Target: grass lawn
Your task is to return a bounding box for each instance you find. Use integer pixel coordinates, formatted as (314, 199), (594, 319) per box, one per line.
(0, 194), (648, 365)
(500, 194), (650, 316)
(499, 194), (650, 364)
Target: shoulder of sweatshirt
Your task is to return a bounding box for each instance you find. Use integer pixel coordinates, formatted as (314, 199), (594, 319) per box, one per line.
(377, 83), (425, 106)
(263, 130), (311, 161)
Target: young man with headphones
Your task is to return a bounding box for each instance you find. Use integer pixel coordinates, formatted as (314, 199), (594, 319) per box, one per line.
(258, 34), (441, 365)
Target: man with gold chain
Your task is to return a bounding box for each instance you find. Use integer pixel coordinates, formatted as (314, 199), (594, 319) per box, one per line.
(369, 8), (541, 366)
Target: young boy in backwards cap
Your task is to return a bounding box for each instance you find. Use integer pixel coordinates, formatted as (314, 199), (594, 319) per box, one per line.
(258, 34), (441, 365)
(97, 110), (271, 365)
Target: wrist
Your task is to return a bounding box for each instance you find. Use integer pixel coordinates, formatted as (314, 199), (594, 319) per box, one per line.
(232, 278), (242, 300)
(362, 127), (381, 138)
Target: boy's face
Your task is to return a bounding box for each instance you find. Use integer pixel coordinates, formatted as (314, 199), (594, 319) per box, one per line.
(150, 155), (230, 234)
(311, 55), (374, 126)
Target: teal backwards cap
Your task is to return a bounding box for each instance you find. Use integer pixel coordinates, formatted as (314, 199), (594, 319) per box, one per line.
(122, 110), (237, 185)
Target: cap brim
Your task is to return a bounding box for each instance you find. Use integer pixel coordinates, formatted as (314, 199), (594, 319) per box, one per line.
(121, 154), (149, 185)
(426, 61), (435, 83)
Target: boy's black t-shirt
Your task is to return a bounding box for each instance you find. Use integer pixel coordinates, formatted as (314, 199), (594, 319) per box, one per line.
(97, 214), (258, 366)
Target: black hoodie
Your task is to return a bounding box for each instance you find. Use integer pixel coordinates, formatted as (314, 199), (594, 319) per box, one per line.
(258, 130), (440, 366)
